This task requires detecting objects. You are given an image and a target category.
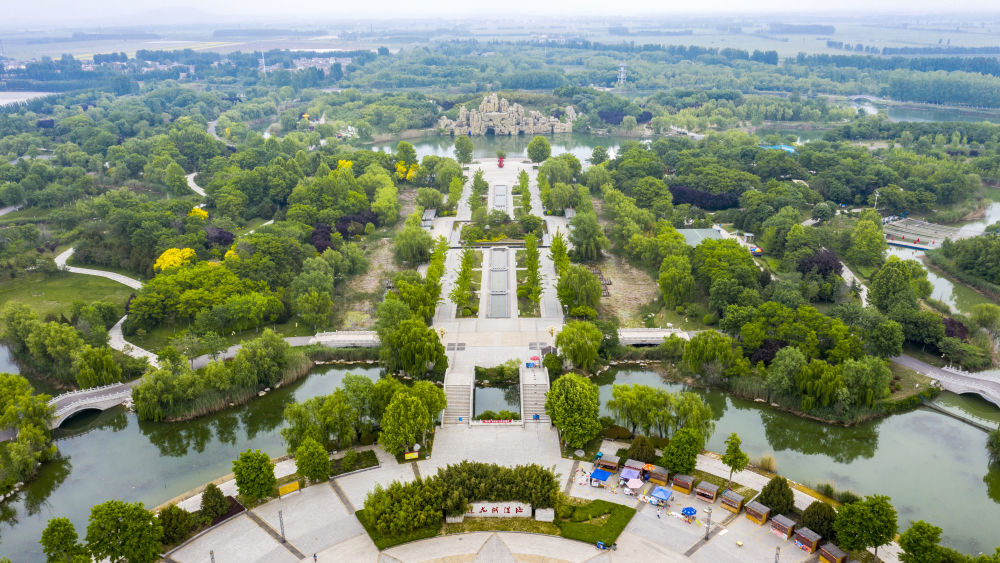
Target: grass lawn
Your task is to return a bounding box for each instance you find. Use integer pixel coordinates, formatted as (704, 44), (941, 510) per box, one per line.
(331, 449), (379, 476)
(563, 436), (602, 461)
(886, 362), (933, 402)
(0, 272), (133, 318)
(443, 517), (560, 536)
(556, 499), (636, 545)
(902, 342), (949, 368)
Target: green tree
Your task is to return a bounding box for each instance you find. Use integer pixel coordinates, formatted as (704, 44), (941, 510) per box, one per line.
(846, 218), (887, 268)
(590, 146), (609, 165)
(232, 449), (276, 502)
(899, 520), (945, 563)
(200, 483), (228, 521)
(988, 426), (1000, 466)
(295, 289), (333, 331)
(295, 437), (330, 482)
(721, 433), (749, 488)
(86, 500), (164, 563)
(545, 373), (601, 448)
(556, 264), (601, 318)
(682, 331), (744, 381)
(549, 230), (570, 276)
(40, 517), (87, 563)
(157, 504), (192, 544)
(658, 255), (694, 308)
(801, 501), (838, 543)
(834, 494), (898, 559)
(527, 136), (551, 163)
(454, 136), (474, 164)
(660, 427), (703, 475)
(627, 435), (656, 463)
(396, 141), (417, 166)
(568, 212), (608, 262)
(555, 321), (602, 372)
(757, 476), (794, 515)
(378, 392), (429, 455)
(407, 380), (447, 429)
(394, 222), (434, 265)
(395, 319), (447, 378)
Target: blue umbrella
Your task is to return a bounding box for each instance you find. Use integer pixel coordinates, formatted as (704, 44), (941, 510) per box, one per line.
(681, 507), (697, 517)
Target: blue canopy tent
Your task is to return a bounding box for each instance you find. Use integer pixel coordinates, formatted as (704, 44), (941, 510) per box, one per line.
(651, 486), (673, 505)
(590, 469), (612, 486)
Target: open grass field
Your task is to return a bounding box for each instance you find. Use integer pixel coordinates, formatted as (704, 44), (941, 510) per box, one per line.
(0, 272), (133, 319)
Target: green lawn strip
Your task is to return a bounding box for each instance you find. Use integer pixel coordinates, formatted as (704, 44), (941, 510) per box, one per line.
(0, 272), (133, 318)
(394, 435), (434, 463)
(356, 509), (440, 550)
(691, 469), (758, 501)
(331, 449), (379, 476)
(556, 500), (635, 545)
(901, 342), (949, 368)
(562, 436), (602, 461)
(886, 362), (933, 402)
(65, 255), (147, 280)
(443, 517), (560, 536)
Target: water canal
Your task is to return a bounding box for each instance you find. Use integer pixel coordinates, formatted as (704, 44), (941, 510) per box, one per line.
(0, 355), (380, 562)
(594, 368), (1000, 555)
(373, 132), (634, 163)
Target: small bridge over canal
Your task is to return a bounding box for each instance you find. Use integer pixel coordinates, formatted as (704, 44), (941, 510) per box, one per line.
(893, 355), (1000, 409)
(1, 381), (139, 442)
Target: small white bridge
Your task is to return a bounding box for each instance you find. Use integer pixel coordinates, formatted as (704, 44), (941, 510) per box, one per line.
(892, 355), (1000, 408)
(49, 381), (139, 428)
(617, 328), (692, 346)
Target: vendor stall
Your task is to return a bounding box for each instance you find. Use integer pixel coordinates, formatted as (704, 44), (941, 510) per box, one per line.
(590, 469), (612, 487)
(595, 453), (620, 472)
(695, 481), (719, 503)
(770, 514), (796, 539)
(624, 478), (644, 495)
(720, 489), (744, 514)
(646, 464), (669, 486)
(744, 500), (770, 525)
(650, 486), (673, 506)
(818, 542), (847, 563)
(671, 474), (695, 495)
(619, 466), (641, 481)
(623, 458), (644, 472)
(794, 527), (822, 554)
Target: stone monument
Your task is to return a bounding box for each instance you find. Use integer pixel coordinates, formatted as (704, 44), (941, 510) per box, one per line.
(438, 93), (577, 136)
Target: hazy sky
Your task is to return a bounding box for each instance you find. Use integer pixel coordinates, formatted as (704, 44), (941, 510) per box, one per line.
(4, 0), (1000, 27)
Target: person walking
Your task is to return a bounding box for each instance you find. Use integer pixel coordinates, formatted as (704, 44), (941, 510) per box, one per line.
(656, 507), (662, 519)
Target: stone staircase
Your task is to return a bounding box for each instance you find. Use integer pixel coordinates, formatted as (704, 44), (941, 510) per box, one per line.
(520, 383), (550, 423)
(443, 385), (471, 424)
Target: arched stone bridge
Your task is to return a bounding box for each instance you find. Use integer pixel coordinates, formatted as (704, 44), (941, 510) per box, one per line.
(892, 355), (1000, 408)
(48, 381), (138, 428)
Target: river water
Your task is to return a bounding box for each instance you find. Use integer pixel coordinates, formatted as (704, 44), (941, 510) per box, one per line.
(0, 357), (381, 562)
(596, 368), (1000, 554)
(372, 132), (636, 164)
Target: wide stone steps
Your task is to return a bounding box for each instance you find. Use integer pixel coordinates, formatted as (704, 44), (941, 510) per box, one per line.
(520, 383), (550, 423)
(443, 385), (471, 424)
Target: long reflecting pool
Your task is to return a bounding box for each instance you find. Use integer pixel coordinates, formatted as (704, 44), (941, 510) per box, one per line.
(0, 361), (381, 562)
(595, 368), (1000, 554)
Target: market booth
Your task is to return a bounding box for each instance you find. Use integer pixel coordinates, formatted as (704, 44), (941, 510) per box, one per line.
(744, 500), (770, 525)
(646, 464), (669, 486)
(695, 481), (719, 503)
(720, 489), (744, 514)
(590, 469), (612, 487)
(818, 542), (847, 563)
(671, 474), (695, 494)
(650, 486), (673, 506)
(619, 460), (642, 482)
(595, 453), (620, 472)
(770, 514), (796, 539)
(794, 527), (822, 553)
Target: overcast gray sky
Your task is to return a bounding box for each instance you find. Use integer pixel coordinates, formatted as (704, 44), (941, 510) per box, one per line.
(4, 0), (1000, 28)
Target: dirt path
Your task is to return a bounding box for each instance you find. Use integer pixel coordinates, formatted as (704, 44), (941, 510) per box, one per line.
(597, 254), (659, 326)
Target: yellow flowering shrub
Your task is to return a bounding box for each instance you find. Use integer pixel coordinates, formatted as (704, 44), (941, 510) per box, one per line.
(188, 207), (208, 220)
(405, 163), (419, 182)
(154, 248), (196, 271)
(224, 249), (239, 261)
(337, 160), (353, 170)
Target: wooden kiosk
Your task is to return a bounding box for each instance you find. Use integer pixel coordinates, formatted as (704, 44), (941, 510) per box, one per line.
(646, 464), (669, 486)
(720, 489), (744, 513)
(818, 543), (848, 563)
(671, 474), (695, 495)
(744, 500), (770, 525)
(623, 458), (644, 472)
(595, 454), (620, 472)
(793, 527), (822, 553)
(695, 481), (719, 503)
(770, 514), (796, 539)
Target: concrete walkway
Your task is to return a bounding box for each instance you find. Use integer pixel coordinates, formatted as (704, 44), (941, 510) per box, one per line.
(54, 247), (143, 289)
(185, 173), (207, 197)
